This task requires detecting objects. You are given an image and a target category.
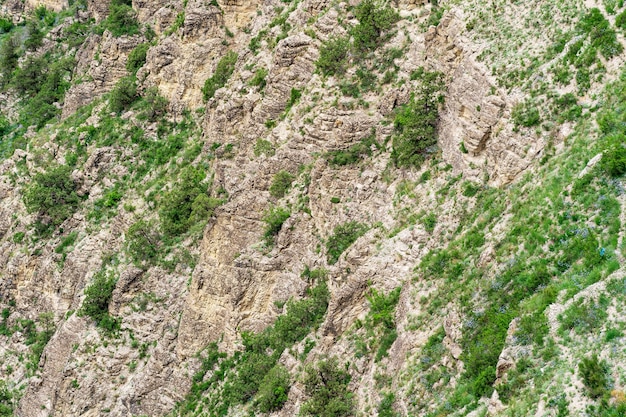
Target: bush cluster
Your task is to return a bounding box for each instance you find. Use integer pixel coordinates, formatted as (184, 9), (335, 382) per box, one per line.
(80, 270), (119, 332)
(202, 51), (238, 101)
(300, 357), (354, 417)
(23, 164), (80, 228)
(269, 170), (295, 198)
(326, 221), (368, 265)
(391, 69), (445, 168)
(263, 206), (291, 246)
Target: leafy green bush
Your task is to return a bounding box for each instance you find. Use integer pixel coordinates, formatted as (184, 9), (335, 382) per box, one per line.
(202, 51), (238, 101)
(326, 221), (368, 265)
(105, 3), (140, 37)
(0, 17), (13, 34)
(23, 164), (80, 227)
(254, 138), (275, 157)
(391, 70), (445, 167)
(137, 87), (168, 121)
(559, 297), (608, 335)
(378, 392), (398, 417)
(0, 380), (15, 416)
(109, 76), (138, 113)
(600, 133), (626, 177)
(578, 8), (623, 59)
(126, 43), (149, 74)
(263, 206), (291, 246)
(512, 100), (541, 128)
(0, 35), (19, 86)
(255, 364), (290, 413)
(269, 170), (295, 198)
(301, 358), (354, 417)
(80, 270), (119, 331)
(352, 0), (399, 52)
(248, 68), (268, 91)
(283, 88), (301, 115)
(125, 220), (161, 267)
(579, 354), (610, 398)
(160, 166), (220, 237)
(316, 37), (350, 76)
(326, 131), (378, 166)
(365, 287), (401, 361)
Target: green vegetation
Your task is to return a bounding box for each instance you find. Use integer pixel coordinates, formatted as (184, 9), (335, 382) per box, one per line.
(248, 68), (268, 91)
(159, 166), (221, 237)
(263, 206), (291, 246)
(579, 354), (610, 398)
(326, 131), (379, 166)
(355, 287), (401, 361)
(105, 0), (140, 37)
(126, 43), (149, 74)
(80, 269), (119, 332)
(326, 221), (369, 265)
(301, 357), (354, 417)
(254, 138), (275, 157)
(391, 69), (445, 168)
(203, 51), (238, 101)
(269, 170), (295, 198)
(352, 0), (399, 52)
(316, 37), (350, 76)
(109, 76), (138, 113)
(254, 364), (290, 413)
(125, 220), (161, 267)
(512, 100), (541, 128)
(177, 282), (329, 416)
(23, 164), (80, 229)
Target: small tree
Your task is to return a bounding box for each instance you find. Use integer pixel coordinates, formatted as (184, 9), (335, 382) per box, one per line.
(391, 70), (445, 168)
(269, 170), (295, 198)
(109, 76), (138, 113)
(300, 358), (354, 417)
(202, 51), (238, 101)
(80, 270), (119, 331)
(23, 165), (80, 226)
(579, 354), (610, 398)
(125, 220), (161, 267)
(255, 364), (290, 413)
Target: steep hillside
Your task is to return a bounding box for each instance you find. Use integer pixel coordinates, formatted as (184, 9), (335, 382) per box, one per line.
(0, 0), (625, 416)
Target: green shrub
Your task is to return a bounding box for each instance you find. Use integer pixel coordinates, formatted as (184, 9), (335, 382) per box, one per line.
(263, 206), (291, 246)
(254, 138), (275, 157)
(600, 133), (626, 177)
(23, 164), (80, 227)
(391, 70), (445, 168)
(326, 131), (378, 166)
(105, 3), (140, 37)
(301, 358), (354, 417)
(0, 35), (19, 86)
(202, 51), (238, 101)
(80, 270), (119, 331)
(559, 297), (608, 335)
(0, 17), (13, 34)
(378, 392), (398, 417)
(316, 37), (350, 76)
(0, 380), (15, 416)
(125, 220), (161, 267)
(126, 43), (149, 74)
(138, 87), (168, 121)
(617, 10), (626, 29)
(421, 212), (437, 233)
(283, 88), (301, 115)
(578, 8), (623, 59)
(160, 166), (220, 236)
(326, 221), (368, 265)
(578, 354), (610, 398)
(12, 232), (25, 244)
(248, 68), (268, 91)
(269, 170), (295, 198)
(255, 364), (290, 413)
(109, 76), (138, 113)
(352, 0), (399, 52)
(512, 100), (541, 128)
(24, 19), (44, 51)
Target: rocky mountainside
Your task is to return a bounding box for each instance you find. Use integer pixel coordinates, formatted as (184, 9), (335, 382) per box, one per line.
(0, 0), (625, 416)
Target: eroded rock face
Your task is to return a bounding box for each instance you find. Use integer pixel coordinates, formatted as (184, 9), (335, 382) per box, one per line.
(426, 10), (544, 186)
(62, 32), (143, 117)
